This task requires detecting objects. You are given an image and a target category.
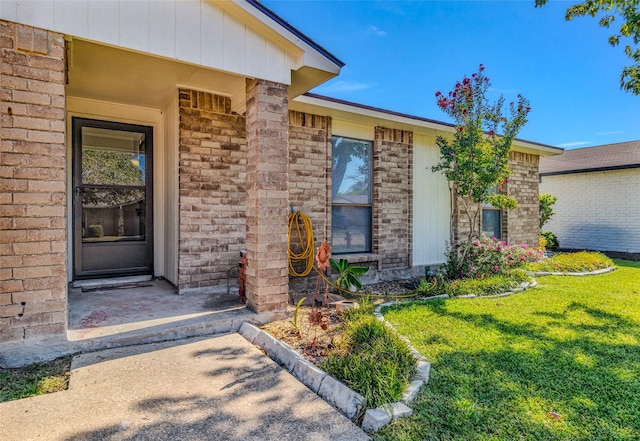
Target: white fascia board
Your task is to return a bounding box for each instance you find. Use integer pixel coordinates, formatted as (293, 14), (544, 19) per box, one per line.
(223, 0), (343, 75)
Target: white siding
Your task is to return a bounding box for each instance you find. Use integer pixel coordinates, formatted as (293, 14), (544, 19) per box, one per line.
(164, 95), (179, 285)
(540, 169), (640, 253)
(2, 0), (295, 85)
(332, 120), (373, 141)
(412, 133), (450, 266)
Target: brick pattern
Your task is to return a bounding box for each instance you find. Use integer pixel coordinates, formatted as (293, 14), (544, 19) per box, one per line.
(373, 127), (413, 269)
(177, 89), (247, 292)
(0, 21), (67, 342)
(451, 151), (540, 247)
(505, 151), (539, 246)
(288, 111), (331, 245)
(244, 79), (289, 313)
(452, 194), (480, 244)
(540, 169), (640, 254)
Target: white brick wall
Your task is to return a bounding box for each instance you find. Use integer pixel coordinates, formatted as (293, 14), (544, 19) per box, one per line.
(540, 169), (640, 253)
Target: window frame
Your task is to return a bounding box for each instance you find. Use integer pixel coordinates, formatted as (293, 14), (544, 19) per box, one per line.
(481, 185), (503, 240)
(330, 135), (373, 255)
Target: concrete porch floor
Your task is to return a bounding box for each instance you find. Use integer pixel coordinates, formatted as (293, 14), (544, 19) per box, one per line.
(66, 278), (282, 354)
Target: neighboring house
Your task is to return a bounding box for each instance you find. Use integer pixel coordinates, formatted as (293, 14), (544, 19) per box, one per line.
(0, 0), (561, 364)
(540, 141), (640, 258)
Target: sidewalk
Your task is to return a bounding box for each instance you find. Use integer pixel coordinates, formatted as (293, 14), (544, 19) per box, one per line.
(0, 333), (369, 441)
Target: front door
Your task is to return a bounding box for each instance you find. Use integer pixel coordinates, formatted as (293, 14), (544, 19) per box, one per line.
(72, 118), (153, 279)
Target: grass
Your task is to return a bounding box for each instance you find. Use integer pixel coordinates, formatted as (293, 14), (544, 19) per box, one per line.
(320, 301), (417, 409)
(525, 251), (615, 273)
(0, 355), (73, 402)
(376, 260), (640, 440)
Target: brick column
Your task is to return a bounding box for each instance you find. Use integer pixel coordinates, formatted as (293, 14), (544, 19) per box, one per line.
(0, 21), (67, 344)
(373, 127), (413, 269)
(244, 79), (289, 313)
(505, 151), (540, 246)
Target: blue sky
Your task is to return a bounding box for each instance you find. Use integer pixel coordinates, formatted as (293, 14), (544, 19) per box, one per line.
(262, 0), (640, 149)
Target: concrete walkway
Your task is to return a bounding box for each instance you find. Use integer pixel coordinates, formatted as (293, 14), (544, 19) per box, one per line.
(0, 334), (369, 441)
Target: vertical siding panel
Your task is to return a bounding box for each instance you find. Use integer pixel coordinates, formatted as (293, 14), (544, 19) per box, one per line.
(120, 0), (149, 52)
(0, 1), (18, 21)
(413, 134), (449, 265)
(88, 0), (119, 45)
(53, 0), (88, 37)
(17, 0), (53, 30)
(164, 94), (179, 285)
(245, 28), (266, 79)
(149, 0), (176, 58)
(222, 13), (245, 74)
(199, 4), (223, 68)
(175, 0), (201, 64)
(265, 39), (286, 84)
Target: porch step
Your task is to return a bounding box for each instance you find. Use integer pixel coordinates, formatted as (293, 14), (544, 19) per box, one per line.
(72, 275), (154, 291)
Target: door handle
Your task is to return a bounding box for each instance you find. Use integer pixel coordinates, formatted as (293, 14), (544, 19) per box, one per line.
(74, 186), (83, 195)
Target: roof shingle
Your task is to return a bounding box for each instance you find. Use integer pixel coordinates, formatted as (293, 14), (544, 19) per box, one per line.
(539, 140), (640, 175)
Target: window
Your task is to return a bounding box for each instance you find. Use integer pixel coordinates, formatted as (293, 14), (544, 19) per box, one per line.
(482, 208), (502, 240)
(331, 136), (372, 254)
(482, 186), (502, 239)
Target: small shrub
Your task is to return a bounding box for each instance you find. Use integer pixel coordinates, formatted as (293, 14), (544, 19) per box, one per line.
(525, 251), (614, 273)
(321, 310), (416, 409)
(415, 278), (439, 296)
(540, 231), (559, 249)
(87, 224), (103, 238)
(442, 272), (532, 297)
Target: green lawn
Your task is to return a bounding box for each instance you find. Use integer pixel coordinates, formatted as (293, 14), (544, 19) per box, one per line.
(377, 260), (640, 441)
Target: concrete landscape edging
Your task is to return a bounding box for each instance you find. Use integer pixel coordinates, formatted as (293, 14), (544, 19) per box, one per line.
(239, 322), (365, 421)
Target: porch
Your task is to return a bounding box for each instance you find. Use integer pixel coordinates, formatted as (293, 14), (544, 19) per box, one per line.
(66, 278), (275, 354)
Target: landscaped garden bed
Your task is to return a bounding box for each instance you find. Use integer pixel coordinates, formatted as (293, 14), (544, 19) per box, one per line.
(375, 260), (640, 440)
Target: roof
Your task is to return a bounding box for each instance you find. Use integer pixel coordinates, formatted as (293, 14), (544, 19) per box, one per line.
(296, 93), (563, 156)
(539, 140), (640, 176)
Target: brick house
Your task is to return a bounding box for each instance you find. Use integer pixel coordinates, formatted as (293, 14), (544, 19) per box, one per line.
(540, 141), (640, 258)
(1, 0), (561, 365)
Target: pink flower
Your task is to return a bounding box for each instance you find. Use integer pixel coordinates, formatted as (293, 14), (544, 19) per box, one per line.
(479, 64), (485, 72)
(493, 266), (499, 271)
(435, 91), (442, 97)
(477, 274), (483, 278)
(488, 130), (494, 136)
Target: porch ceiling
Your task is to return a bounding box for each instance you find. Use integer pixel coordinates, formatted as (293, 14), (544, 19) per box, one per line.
(66, 38), (247, 111)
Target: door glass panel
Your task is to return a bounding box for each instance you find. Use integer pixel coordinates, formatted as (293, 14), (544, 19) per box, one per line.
(81, 127), (146, 243)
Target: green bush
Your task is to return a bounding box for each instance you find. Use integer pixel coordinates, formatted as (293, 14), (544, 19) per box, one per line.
(443, 236), (543, 280)
(321, 311), (416, 409)
(540, 231), (559, 249)
(87, 224), (103, 238)
(440, 270), (532, 297)
(525, 251), (614, 273)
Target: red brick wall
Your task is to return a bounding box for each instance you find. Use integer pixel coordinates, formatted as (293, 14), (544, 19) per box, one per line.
(177, 89), (247, 292)
(373, 127), (413, 269)
(0, 21), (67, 342)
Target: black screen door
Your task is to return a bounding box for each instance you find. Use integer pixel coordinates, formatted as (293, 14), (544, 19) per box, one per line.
(72, 118), (153, 279)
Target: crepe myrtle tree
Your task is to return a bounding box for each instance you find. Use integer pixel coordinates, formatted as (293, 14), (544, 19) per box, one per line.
(432, 64), (530, 260)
